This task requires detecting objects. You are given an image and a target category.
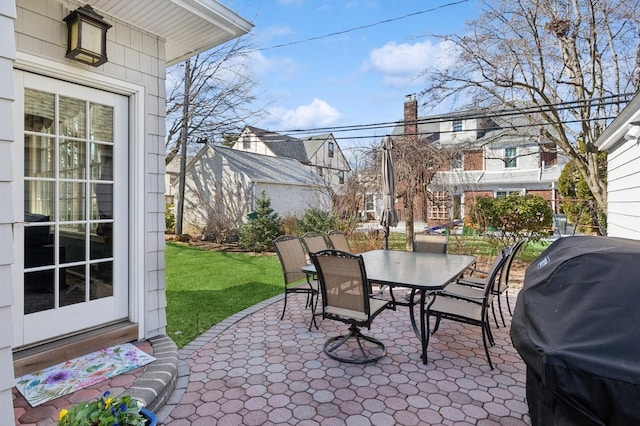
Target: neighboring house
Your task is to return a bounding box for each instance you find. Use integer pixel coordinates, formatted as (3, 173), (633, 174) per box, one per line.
(165, 155), (186, 206)
(177, 145), (331, 236)
(595, 93), (640, 240)
(233, 125), (351, 193)
(1, 1), (252, 421)
(390, 94), (564, 229)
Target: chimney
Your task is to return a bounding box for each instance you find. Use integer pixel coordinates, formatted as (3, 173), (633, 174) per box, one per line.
(404, 94), (418, 139)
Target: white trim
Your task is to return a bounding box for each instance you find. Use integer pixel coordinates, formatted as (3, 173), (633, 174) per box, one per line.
(14, 52), (147, 341)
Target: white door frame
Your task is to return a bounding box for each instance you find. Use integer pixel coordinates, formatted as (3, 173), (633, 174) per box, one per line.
(13, 52), (146, 344)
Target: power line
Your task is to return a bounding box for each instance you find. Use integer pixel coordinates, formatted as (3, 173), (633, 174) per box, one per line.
(248, 1), (470, 52)
(260, 93), (634, 140)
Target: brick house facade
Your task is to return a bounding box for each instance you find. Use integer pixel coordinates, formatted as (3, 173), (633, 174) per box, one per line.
(392, 95), (563, 230)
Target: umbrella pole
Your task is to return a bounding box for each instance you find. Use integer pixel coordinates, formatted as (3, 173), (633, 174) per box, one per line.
(383, 225), (389, 250)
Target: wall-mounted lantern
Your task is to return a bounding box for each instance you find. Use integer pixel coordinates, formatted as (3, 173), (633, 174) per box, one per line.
(63, 5), (112, 67)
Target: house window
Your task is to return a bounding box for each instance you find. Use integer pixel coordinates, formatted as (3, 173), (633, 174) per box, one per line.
(504, 147), (517, 168)
(451, 152), (463, 169)
(338, 170), (345, 184)
(452, 120), (463, 132)
(23, 87), (119, 314)
(428, 191), (448, 220)
(364, 194), (374, 211)
(496, 190), (521, 198)
(328, 141), (334, 158)
(242, 138), (250, 149)
(317, 166), (323, 176)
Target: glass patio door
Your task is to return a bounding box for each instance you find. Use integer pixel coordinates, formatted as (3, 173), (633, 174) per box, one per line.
(14, 71), (129, 346)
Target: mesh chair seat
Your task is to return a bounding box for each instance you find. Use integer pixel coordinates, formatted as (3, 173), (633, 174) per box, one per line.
(325, 298), (389, 323)
(311, 249), (392, 364)
(453, 239), (526, 327)
(413, 233), (449, 254)
(328, 230), (351, 252)
(273, 235), (319, 331)
(429, 247), (510, 370)
(301, 232), (329, 254)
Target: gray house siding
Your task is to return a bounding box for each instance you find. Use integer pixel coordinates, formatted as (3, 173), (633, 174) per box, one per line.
(0, 2), (16, 420)
(14, 0), (168, 340)
(6, 1), (251, 420)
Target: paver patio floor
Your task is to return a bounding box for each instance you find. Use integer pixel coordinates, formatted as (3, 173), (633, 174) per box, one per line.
(161, 289), (531, 426)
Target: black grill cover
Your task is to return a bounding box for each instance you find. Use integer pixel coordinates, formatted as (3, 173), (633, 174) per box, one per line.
(510, 236), (640, 426)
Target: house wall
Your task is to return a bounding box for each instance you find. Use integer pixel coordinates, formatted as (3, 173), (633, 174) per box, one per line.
(0, 3), (17, 422)
(14, 0), (168, 339)
(236, 131), (273, 156)
(464, 149), (483, 171)
(308, 136), (350, 192)
(181, 149), (332, 236)
(485, 142), (540, 170)
(605, 139), (640, 239)
(256, 182), (331, 218)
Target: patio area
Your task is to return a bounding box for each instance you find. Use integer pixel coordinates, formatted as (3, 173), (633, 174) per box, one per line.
(161, 289), (530, 425)
(14, 288), (531, 425)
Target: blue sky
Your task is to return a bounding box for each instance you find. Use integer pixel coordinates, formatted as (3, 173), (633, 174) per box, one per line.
(220, 0), (482, 151)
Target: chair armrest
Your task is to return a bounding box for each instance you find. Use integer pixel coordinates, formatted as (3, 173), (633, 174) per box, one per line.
(465, 267), (489, 277)
(456, 276), (484, 288)
(437, 292), (484, 305)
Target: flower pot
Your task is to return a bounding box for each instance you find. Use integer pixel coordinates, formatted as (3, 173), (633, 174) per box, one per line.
(140, 408), (158, 426)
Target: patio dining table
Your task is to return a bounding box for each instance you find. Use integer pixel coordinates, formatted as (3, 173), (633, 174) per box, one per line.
(303, 249), (476, 364)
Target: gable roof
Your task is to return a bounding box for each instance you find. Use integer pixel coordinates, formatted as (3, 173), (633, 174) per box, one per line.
(596, 91), (640, 151)
(243, 126), (310, 163)
(301, 133), (331, 158)
(391, 106), (550, 145)
(194, 145), (324, 187)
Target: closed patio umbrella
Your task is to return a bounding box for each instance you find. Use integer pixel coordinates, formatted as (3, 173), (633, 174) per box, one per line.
(380, 136), (397, 250)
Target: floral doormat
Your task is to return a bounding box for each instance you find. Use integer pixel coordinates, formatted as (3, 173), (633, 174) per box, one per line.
(15, 343), (156, 407)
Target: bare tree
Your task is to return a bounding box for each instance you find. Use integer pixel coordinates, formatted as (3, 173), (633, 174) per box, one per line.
(421, 0), (640, 218)
(165, 37), (265, 165)
(392, 135), (451, 250)
(166, 37), (267, 234)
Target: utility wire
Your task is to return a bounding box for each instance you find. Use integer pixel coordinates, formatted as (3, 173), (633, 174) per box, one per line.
(249, 0), (470, 52)
(257, 93), (634, 139)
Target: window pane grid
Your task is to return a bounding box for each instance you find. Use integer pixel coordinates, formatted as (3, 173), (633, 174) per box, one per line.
(23, 88), (115, 314)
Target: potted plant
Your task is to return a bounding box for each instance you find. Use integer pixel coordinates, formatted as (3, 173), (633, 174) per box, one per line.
(57, 390), (157, 426)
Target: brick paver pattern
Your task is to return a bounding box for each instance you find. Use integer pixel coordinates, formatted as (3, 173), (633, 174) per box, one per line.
(163, 290), (531, 426)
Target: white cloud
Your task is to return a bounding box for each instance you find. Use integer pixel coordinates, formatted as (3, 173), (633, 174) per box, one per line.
(269, 98), (342, 128)
(246, 50), (300, 78)
(363, 39), (458, 87)
(255, 25), (294, 42)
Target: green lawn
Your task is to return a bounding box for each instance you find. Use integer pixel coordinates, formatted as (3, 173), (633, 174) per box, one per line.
(165, 242), (283, 348)
(165, 235), (548, 348)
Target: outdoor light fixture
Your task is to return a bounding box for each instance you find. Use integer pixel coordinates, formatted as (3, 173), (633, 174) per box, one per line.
(63, 4), (112, 67)
(624, 121), (640, 141)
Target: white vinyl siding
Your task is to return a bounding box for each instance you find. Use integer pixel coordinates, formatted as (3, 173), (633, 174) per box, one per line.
(604, 139), (640, 239)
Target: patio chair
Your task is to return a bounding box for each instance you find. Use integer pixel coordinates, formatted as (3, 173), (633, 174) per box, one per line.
(397, 232), (451, 300)
(301, 232), (329, 254)
(413, 232), (449, 254)
(310, 249), (392, 364)
(452, 239), (526, 326)
(439, 245), (512, 328)
(428, 247), (510, 370)
(273, 235), (319, 330)
(327, 230), (351, 252)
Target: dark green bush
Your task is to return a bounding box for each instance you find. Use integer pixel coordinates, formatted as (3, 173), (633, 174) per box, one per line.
(469, 194), (553, 245)
(294, 208), (340, 235)
(238, 191), (282, 252)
